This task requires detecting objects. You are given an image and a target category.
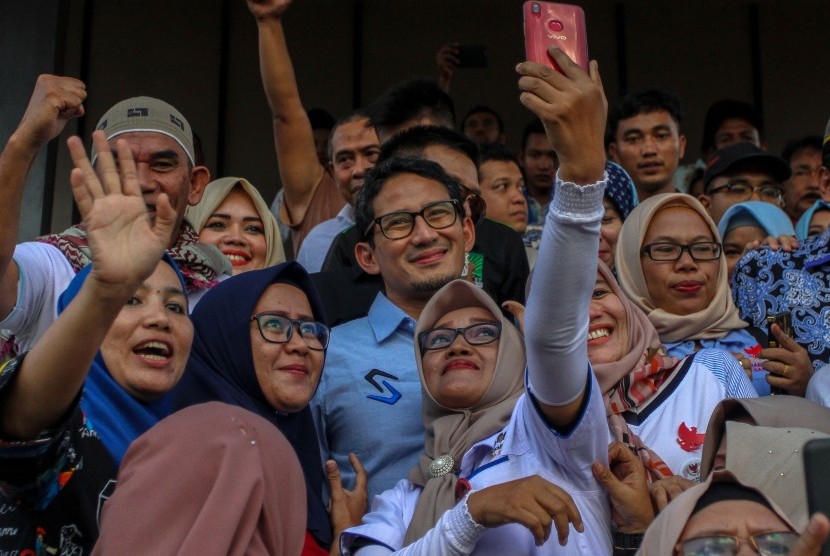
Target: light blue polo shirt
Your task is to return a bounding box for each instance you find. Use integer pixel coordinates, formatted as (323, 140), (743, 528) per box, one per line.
(311, 292), (424, 502)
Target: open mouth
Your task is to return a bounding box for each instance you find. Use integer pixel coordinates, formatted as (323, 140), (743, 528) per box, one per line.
(133, 340), (172, 361)
(222, 250), (252, 266)
(587, 328), (611, 342)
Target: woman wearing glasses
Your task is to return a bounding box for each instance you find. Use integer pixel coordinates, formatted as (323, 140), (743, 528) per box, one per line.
(174, 261), (366, 556)
(614, 194), (773, 395)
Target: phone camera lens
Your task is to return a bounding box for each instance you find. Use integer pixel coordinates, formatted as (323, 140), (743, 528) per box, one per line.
(548, 19), (564, 32)
(531, 2), (540, 14)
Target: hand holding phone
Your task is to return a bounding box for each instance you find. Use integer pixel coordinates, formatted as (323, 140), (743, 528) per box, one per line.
(523, 1), (588, 73)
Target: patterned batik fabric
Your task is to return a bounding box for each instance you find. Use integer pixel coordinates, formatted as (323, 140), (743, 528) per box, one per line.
(732, 228), (830, 370)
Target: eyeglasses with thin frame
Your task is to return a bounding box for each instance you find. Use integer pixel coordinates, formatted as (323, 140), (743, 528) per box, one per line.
(706, 179), (783, 203)
(641, 241), (722, 262)
(250, 312), (330, 351)
(675, 531), (798, 556)
(367, 199), (462, 240)
(419, 321), (502, 352)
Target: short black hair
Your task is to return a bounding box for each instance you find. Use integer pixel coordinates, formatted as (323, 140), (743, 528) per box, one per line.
(478, 142), (519, 167)
(354, 157), (465, 245)
(366, 78), (455, 138)
(607, 89), (683, 145)
(781, 135), (823, 164)
(327, 110), (371, 162)
(378, 125), (479, 168)
(461, 105), (504, 135)
(521, 119), (547, 151)
(307, 108), (335, 131)
(701, 99), (763, 154)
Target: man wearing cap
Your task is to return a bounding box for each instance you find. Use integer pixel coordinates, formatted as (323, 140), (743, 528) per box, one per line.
(0, 75), (221, 356)
(732, 120), (830, 372)
(698, 142), (791, 224)
(700, 99), (765, 159)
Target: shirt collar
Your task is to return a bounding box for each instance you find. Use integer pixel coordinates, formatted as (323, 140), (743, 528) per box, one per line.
(336, 204), (355, 225)
(368, 292), (416, 343)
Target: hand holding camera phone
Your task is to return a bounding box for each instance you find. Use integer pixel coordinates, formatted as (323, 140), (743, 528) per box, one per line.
(523, 1), (589, 73)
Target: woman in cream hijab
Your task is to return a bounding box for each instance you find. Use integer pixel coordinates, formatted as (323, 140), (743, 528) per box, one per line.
(186, 177), (285, 275)
(615, 193), (770, 395)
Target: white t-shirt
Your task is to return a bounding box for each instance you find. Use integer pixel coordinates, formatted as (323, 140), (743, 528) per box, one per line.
(622, 348), (758, 482)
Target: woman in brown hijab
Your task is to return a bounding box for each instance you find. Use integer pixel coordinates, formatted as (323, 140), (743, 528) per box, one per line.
(94, 402), (307, 556)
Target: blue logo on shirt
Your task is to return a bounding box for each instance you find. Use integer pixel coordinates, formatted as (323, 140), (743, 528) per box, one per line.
(364, 369), (402, 405)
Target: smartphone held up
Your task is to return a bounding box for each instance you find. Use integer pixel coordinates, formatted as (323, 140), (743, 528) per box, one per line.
(523, 1), (588, 73)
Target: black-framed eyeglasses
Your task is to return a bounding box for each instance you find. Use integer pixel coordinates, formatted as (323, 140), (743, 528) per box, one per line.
(675, 531), (798, 556)
(418, 322), (502, 352)
(250, 313), (330, 351)
(706, 179), (783, 203)
(641, 242), (722, 262)
(367, 199), (462, 240)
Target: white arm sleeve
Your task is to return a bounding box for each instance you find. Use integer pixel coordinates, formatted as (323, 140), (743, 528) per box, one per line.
(524, 173), (606, 407)
(349, 494), (487, 556)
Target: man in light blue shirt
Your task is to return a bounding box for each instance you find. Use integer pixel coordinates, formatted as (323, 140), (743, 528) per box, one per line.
(297, 204), (355, 272)
(311, 157), (475, 501)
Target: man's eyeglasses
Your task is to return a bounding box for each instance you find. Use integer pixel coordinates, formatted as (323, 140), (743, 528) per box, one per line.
(641, 242), (722, 262)
(367, 200), (462, 240)
(419, 322), (502, 352)
(706, 179), (783, 203)
(250, 313), (330, 350)
(675, 531), (798, 556)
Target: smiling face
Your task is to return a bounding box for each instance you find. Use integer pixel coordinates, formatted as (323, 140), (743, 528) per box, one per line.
(250, 283), (324, 413)
(198, 187), (267, 275)
(356, 173), (474, 314)
(478, 159), (528, 233)
(600, 199), (623, 270)
(640, 206), (720, 315)
(609, 110), (686, 199)
(421, 307), (499, 409)
(100, 262), (194, 402)
(108, 132), (208, 245)
(587, 273), (629, 365)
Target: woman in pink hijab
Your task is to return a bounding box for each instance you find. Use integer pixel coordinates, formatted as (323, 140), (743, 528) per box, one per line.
(94, 402), (307, 556)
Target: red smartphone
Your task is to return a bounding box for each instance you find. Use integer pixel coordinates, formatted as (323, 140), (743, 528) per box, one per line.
(523, 1), (588, 73)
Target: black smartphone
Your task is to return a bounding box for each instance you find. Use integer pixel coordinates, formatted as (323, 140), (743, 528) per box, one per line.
(457, 45), (488, 68)
(766, 312), (793, 348)
(804, 438), (830, 556)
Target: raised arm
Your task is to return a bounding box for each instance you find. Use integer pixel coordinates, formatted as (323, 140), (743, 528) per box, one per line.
(0, 75), (86, 321)
(517, 49), (607, 429)
(0, 131), (175, 439)
(247, 0), (325, 226)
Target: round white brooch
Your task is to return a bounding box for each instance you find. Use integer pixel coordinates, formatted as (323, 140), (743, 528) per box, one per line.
(427, 455), (455, 478)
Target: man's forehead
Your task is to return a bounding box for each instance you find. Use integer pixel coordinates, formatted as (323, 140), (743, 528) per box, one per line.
(618, 109), (678, 133)
(374, 173), (450, 209)
(525, 132), (553, 149)
(480, 159), (522, 180)
(332, 118), (376, 146)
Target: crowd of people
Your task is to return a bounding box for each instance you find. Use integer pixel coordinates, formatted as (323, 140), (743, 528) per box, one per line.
(2, 0), (830, 554)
